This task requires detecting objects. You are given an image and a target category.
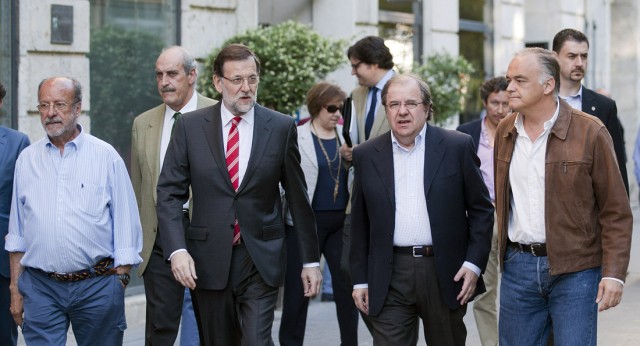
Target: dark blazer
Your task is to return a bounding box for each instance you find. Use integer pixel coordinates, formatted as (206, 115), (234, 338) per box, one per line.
(156, 103), (319, 289)
(581, 87), (629, 193)
(0, 127), (30, 278)
(456, 118), (482, 151)
(349, 126), (494, 314)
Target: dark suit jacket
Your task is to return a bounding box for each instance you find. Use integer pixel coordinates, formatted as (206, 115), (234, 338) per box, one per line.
(581, 87), (629, 193)
(456, 118), (482, 151)
(156, 103), (319, 289)
(349, 126), (494, 314)
(0, 127), (30, 279)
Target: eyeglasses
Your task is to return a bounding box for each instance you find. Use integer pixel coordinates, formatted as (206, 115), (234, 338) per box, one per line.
(221, 75), (259, 86)
(351, 61), (364, 70)
(384, 100), (424, 111)
(36, 101), (76, 113)
(324, 104), (343, 113)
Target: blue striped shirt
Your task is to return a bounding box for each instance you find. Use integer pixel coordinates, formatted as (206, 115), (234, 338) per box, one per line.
(6, 127), (142, 272)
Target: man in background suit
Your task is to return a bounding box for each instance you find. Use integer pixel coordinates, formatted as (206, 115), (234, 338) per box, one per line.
(552, 28), (629, 193)
(456, 76), (509, 346)
(0, 82), (30, 346)
(156, 44), (321, 345)
(131, 46), (216, 345)
(350, 74), (494, 345)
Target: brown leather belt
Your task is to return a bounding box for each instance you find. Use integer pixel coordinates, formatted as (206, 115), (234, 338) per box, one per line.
(40, 258), (117, 282)
(393, 245), (434, 257)
(510, 242), (547, 257)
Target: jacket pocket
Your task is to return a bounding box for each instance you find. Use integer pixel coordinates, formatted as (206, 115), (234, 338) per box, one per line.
(262, 224), (285, 240)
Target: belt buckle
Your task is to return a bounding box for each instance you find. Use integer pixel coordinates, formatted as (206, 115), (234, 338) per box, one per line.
(412, 246), (423, 258)
(531, 244), (542, 257)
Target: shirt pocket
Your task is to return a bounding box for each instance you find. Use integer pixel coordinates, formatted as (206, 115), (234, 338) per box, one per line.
(77, 183), (106, 219)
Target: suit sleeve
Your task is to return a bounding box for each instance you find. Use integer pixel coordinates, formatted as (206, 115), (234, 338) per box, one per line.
(602, 102), (629, 194)
(281, 120), (320, 264)
(461, 136), (494, 271)
(156, 117), (191, 259)
(130, 118), (142, 208)
(348, 147), (370, 285)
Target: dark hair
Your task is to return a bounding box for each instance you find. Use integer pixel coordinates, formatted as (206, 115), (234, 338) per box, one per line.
(552, 29), (589, 53)
(305, 82), (347, 118)
(480, 77), (509, 103)
(38, 77), (82, 103)
(0, 82), (5, 101)
(347, 36), (394, 70)
(213, 44), (261, 77)
(515, 48), (560, 97)
(381, 74), (433, 121)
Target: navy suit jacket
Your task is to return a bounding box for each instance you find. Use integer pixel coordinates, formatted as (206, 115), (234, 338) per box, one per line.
(456, 118), (482, 151)
(157, 103), (319, 289)
(581, 87), (629, 193)
(0, 127), (30, 278)
(349, 125), (494, 314)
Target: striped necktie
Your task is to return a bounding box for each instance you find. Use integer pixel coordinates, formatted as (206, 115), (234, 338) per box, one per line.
(226, 116), (242, 244)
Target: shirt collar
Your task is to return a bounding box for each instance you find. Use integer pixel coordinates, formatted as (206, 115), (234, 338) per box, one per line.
(45, 124), (84, 150)
(390, 123), (427, 152)
(513, 99), (560, 136)
(375, 70), (395, 91)
(220, 102), (255, 127)
(164, 91), (198, 119)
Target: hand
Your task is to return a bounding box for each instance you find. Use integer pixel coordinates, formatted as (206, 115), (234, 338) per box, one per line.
(9, 287), (24, 327)
(454, 266), (478, 305)
(596, 279), (624, 312)
(339, 143), (353, 162)
(352, 288), (369, 315)
(301, 267), (322, 297)
(171, 251), (198, 289)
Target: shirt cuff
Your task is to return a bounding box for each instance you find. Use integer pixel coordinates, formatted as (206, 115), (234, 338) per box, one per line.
(169, 248), (188, 261)
(602, 277), (625, 286)
(113, 247), (143, 267)
(463, 261), (481, 277)
(303, 262), (320, 268)
(353, 283), (368, 289)
(4, 234), (27, 253)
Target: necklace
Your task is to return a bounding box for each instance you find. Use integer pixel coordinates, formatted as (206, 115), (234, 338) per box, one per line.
(311, 121), (342, 201)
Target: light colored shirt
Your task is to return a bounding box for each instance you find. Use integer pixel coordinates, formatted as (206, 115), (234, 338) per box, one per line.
(560, 85), (582, 110)
(220, 103), (254, 187)
(508, 102), (559, 244)
(365, 70), (395, 123)
(160, 92), (198, 210)
(160, 91), (198, 169)
(6, 126), (143, 272)
(477, 116), (495, 203)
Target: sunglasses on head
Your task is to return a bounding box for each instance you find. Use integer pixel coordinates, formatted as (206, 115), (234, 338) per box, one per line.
(324, 104), (343, 113)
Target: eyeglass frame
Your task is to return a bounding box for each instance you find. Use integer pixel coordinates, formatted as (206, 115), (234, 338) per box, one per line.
(220, 75), (260, 87)
(383, 100), (426, 112)
(36, 101), (80, 114)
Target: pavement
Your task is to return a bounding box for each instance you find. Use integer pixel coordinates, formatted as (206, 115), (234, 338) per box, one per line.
(18, 203), (640, 345)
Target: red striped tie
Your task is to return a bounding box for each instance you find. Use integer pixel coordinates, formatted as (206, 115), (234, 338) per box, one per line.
(226, 116), (242, 244)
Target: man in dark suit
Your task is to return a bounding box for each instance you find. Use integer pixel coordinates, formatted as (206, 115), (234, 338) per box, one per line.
(349, 74), (494, 345)
(131, 46), (216, 345)
(0, 82), (30, 346)
(156, 44), (321, 345)
(552, 28), (629, 193)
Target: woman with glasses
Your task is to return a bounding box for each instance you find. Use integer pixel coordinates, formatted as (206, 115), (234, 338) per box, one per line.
(279, 82), (359, 345)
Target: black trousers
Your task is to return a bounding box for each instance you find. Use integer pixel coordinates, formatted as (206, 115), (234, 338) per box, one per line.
(279, 210), (359, 346)
(143, 215), (201, 345)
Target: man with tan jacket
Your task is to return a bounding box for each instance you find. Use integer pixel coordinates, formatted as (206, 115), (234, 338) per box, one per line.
(495, 47), (632, 346)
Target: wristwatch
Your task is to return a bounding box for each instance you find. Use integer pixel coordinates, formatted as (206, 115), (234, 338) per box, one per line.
(117, 273), (130, 286)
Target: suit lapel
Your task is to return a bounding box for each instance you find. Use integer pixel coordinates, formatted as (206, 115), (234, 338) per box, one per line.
(423, 125), (445, 197)
(204, 103), (235, 191)
(146, 105), (165, 203)
(371, 134), (396, 210)
(581, 88), (597, 114)
(240, 105), (273, 192)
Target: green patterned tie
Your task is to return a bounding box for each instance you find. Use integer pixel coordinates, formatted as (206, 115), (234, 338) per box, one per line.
(171, 112), (181, 136)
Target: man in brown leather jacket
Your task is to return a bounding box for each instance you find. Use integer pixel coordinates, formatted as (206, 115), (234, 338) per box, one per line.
(494, 47), (632, 346)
